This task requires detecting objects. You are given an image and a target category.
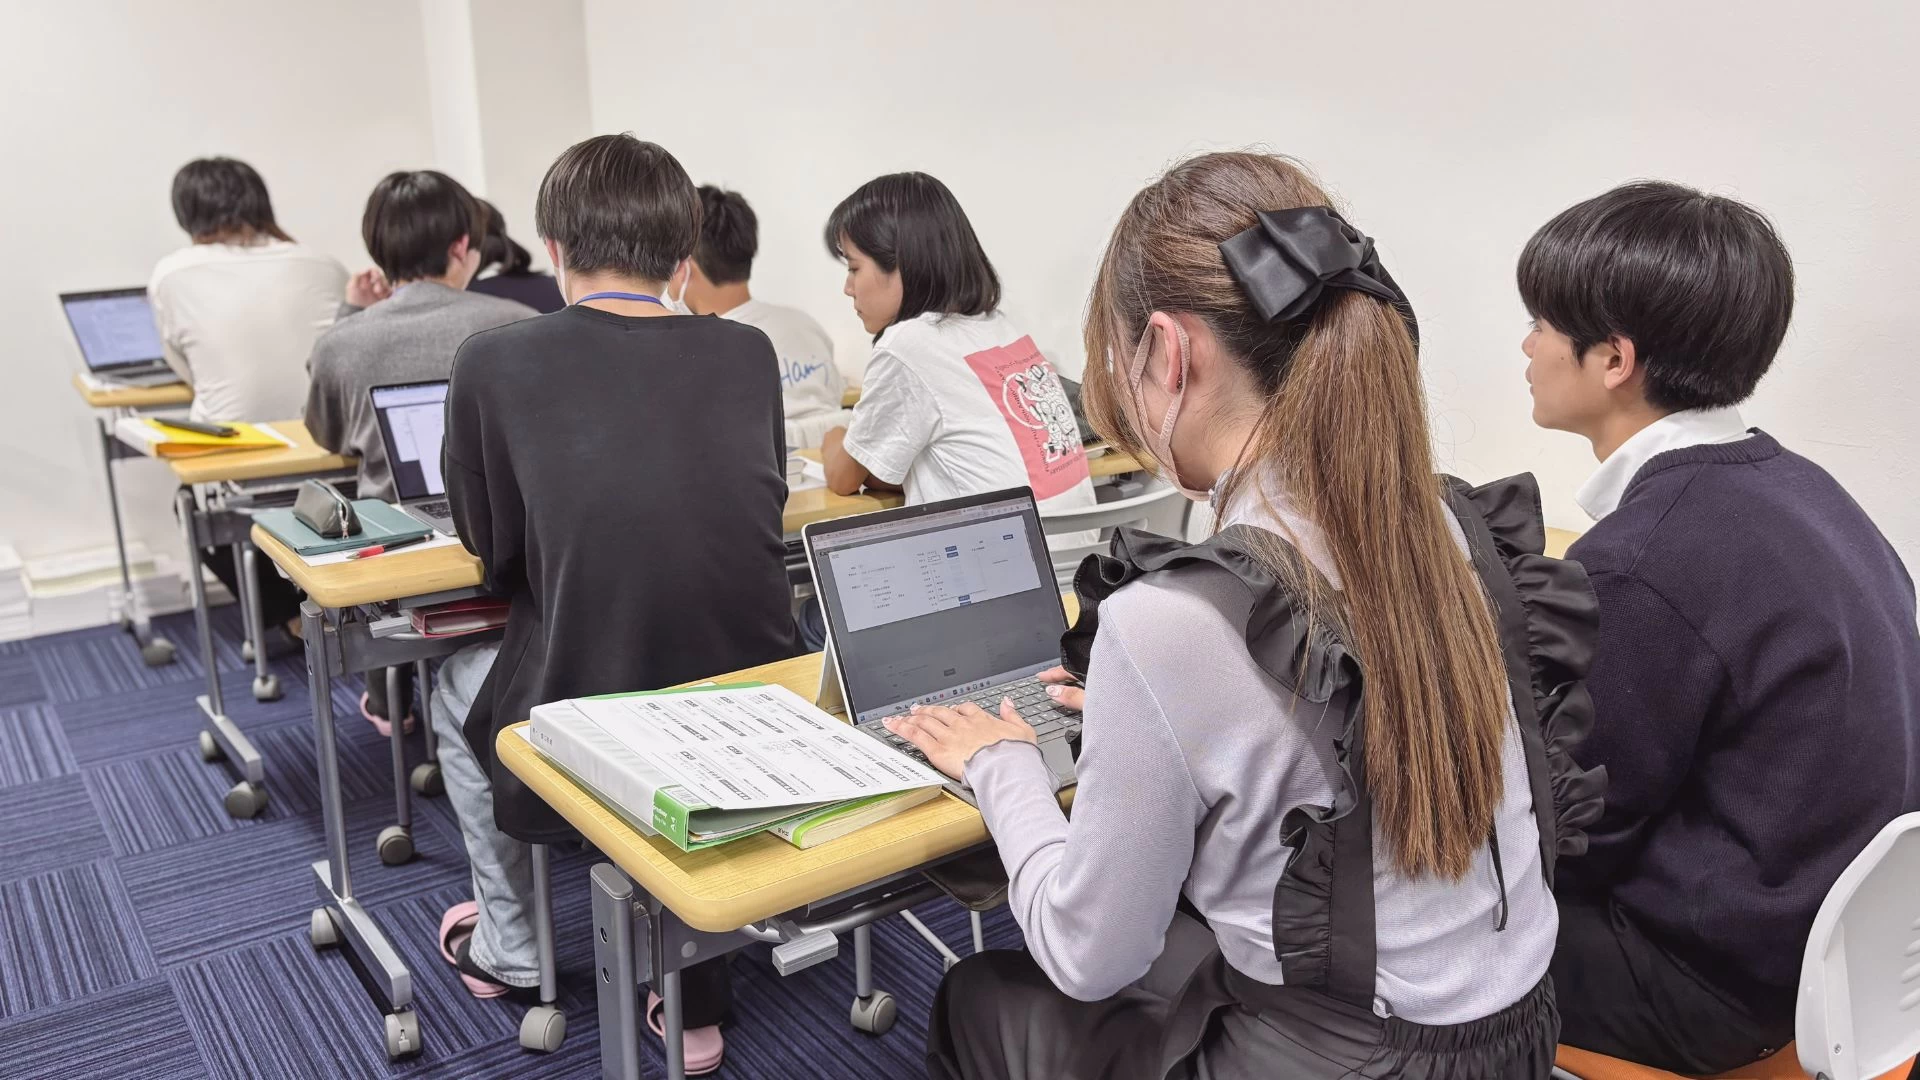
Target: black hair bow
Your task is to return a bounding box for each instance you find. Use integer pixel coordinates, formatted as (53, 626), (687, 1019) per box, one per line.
(1219, 207), (1419, 345)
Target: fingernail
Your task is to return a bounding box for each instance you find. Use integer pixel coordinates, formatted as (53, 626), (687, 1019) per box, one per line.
(1046, 685), (1063, 697)
(1002, 696), (1014, 708)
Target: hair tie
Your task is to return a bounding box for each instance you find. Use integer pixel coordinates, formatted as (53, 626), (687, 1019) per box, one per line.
(1219, 207), (1419, 346)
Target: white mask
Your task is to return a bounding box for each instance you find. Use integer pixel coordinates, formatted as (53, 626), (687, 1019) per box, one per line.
(661, 261), (692, 314)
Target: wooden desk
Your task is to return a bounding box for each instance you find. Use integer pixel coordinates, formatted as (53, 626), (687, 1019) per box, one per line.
(841, 384), (861, 408)
(1087, 446), (1143, 479)
(251, 527), (484, 610)
(71, 373), (193, 409)
(1545, 527), (1578, 559)
(166, 419), (354, 486)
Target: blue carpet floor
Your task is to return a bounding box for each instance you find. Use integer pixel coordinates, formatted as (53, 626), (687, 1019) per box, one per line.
(0, 605), (1018, 1078)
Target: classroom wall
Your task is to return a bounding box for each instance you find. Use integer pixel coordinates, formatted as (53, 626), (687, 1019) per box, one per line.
(581, 0), (1920, 562)
(0, 1), (440, 563)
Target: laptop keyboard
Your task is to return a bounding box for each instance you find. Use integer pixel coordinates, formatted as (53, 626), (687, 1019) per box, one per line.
(414, 499), (451, 517)
(859, 675), (1082, 766)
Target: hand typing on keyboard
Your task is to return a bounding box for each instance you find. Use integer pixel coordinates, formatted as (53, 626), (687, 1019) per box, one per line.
(1036, 666), (1085, 713)
(883, 699), (1038, 781)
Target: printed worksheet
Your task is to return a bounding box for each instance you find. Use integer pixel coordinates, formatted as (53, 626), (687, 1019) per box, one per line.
(573, 684), (947, 809)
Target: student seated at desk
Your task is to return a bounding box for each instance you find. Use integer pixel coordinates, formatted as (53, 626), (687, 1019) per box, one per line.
(304, 170), (535, 733)
(1518, 182), (1920, 1073)
(433, 133), (796, 1076)
(468, 199), (565, 314)
(818, 173), (1097, 531)
(151, 156), (348, 643)
(682, 185), (848, 449)
(886, 152), (1600, 1079)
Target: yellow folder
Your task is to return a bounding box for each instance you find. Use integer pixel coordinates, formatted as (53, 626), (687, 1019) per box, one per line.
(135, 420), (289, 458)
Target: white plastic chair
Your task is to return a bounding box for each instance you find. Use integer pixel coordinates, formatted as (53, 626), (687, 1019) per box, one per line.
(1038, 479), (1190, 588)
(1796, 811), (1920, 1080)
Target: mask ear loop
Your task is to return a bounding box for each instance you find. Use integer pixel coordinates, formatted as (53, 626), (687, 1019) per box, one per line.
(1127, 318), (1190, 450)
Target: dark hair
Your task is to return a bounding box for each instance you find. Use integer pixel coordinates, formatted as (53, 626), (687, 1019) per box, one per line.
(361, 171), (488, 284)
(1517, 180), (1794, 411)
(170, 157), (291, 243)
(693, 186), (757, 285)
(535, 133), (699, 280)
(824, 172), (999, 331)
(476, 199), (533, 275)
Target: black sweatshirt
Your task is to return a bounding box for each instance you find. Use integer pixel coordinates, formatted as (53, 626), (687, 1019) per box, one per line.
(446, 306), (799, 841)
(1560, 431), (1920, 1024)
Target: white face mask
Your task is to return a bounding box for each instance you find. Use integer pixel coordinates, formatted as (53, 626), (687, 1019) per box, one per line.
(661, 261), (691, 314)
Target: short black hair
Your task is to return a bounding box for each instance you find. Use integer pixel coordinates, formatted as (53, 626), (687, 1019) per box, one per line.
(693, 186), (757, 285)
(171, 157), (289, 242)
(824, 172), (1000, 331)
(1518, 180), (1794, 411)
(535, 133), (699, 280)
(361, 171), (487, 284)
(476, 199), (533, 275)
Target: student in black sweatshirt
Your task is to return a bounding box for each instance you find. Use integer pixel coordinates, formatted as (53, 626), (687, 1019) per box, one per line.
(434, 133), (795, 1076)
(1519, 181), (1920, 1073)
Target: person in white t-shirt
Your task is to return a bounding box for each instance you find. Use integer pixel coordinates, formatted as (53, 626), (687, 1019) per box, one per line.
(819, 172), (1097, 535)
(683, 185), (848, 448)
(149, 157), (348, 423)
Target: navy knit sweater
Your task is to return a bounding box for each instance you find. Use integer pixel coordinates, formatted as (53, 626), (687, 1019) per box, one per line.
(1560, 431), (1920, 1024)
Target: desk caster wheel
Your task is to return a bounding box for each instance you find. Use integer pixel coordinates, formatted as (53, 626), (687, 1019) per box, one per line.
(850, 990), (897, 1035)
(409, 762), (444, 797)
(377, 826), (414, 865)
(198, 730), (226, 763)
(519, 1005), (567, 1052)
(252, 673), (281, 702)
(141, 638), (176, 667)
(309, 908), (339, 950)
(241, 639), (255, 663)
(224, 781), (267, 819)
(385, 1009), (421, 1061)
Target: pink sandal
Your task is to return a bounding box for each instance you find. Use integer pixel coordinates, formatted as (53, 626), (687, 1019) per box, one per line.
(648, 990), (725, 1075)
(438, 902), (508, 999)
(359, 691), (417, 737)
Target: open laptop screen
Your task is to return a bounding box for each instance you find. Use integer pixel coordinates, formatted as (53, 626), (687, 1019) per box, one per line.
(370, 381), (449, 500)
(61, 288), (164, 371)
(808, 490), (1067, 724)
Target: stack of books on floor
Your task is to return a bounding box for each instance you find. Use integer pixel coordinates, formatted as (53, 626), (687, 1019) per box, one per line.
(0, 544), (28, 641)
(23, 543), (195, 637)
(527, 683), (947, 851)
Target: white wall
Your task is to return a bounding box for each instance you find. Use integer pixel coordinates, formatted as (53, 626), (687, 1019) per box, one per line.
(0, 1), (439, 562)
(582, 0), (1920, 562)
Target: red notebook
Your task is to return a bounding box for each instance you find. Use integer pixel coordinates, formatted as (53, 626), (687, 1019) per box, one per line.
(409, 597), (508, 637)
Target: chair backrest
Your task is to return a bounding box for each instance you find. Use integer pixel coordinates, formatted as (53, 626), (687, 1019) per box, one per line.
(787, 408), (855, 453)
(1796, 811), (1920, 1080)
(1038, 478), (1189, 587)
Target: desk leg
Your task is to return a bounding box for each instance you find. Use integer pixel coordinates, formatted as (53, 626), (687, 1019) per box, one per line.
(591, 863), (644, 1080)
(654, 907), (686, 1080)
(518, 844), (567, 1052)
(375, 667), (416, 866)
(100, 417), (173, 666)
(178, 490), (266, 819)
(238, 544), (280, 702)
(408, 658), (443, 797)
(302, 601), (421, 1061)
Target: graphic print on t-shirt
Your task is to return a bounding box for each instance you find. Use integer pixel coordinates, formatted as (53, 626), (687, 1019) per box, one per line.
(963, 335), (1089, 500)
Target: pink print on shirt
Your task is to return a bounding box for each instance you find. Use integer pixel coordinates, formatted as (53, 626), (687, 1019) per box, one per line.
(963, 335), (1089, 500)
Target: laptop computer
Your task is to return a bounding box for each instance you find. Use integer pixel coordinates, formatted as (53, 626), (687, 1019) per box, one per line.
(803, 487), (1080, 804)
(60, 287), (177, 385)
(369, 380), (457, 535)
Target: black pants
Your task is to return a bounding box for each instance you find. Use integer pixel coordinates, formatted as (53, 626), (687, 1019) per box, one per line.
(205, 546), (304, 628)
(1553, 898), (1791, 1074)
(364, 664), (416, 722)
(658, 957), (733, 1030)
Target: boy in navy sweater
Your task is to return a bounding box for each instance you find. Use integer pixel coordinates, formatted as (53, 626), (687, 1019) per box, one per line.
(1520, 181), (1920, 1074)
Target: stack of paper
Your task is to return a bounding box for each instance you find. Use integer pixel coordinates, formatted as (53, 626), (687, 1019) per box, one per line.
(0, 544), (28, 641)
(528, 683), (946, 850)
(24, 544), (194, 636)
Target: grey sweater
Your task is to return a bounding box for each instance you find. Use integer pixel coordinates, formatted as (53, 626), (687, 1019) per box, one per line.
(304, 281), (535, 499)
(964, 492), (1558, 1025)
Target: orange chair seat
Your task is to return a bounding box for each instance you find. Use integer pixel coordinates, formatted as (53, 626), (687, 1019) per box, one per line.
(1555, 1042), (1914, 1080)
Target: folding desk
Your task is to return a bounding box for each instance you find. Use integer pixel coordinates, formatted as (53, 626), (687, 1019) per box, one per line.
(71, 375), (194, 666)
(166, 420), (353, 818)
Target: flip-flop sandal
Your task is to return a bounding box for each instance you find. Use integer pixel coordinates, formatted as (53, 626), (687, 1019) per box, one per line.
(647, 991), (725, 1076)
(359, 691), (417, 737)
(438, 902), (509, 1000)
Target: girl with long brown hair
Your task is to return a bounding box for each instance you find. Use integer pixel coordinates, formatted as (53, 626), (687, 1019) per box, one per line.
(885, 151), (1599, 1078)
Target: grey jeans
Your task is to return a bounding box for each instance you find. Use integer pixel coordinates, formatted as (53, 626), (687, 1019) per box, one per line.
(430, 640), (540, 987)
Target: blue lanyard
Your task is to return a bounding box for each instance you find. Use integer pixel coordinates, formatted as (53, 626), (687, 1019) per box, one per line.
(575, 291), (664, 306)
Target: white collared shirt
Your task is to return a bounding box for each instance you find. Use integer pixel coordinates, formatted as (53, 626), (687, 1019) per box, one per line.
(1576, 407), (1752, 521)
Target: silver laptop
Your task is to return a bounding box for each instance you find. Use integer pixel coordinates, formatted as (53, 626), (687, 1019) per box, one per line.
(369, 380), (456, 535)
(803, 487), (1080, 804)
(60, 287), (177, 386)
